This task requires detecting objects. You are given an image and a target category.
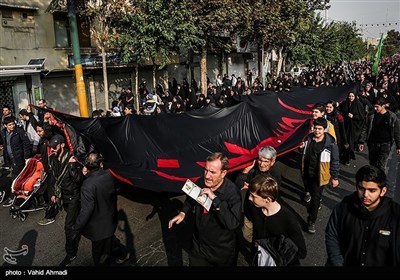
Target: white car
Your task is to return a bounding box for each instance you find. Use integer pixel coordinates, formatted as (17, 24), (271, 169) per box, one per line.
(286, 66), (308, 77)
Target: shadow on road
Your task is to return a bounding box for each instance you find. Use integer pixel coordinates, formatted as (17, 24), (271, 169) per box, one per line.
(117, 209), (137, 265)
(145, 195), (193, 266)
(2, 229), (37, 266)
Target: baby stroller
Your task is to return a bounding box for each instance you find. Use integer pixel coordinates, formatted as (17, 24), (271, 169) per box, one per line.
(9, 155), (47, 222)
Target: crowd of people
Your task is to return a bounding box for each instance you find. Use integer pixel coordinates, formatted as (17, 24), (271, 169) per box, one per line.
(0, 57), (399, 267)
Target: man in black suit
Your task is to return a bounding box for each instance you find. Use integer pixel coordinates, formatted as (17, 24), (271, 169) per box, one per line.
(72, 152), (129, 266)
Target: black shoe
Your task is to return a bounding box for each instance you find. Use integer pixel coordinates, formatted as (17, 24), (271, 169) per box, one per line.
(59, 255), (76, 267)
(3, 194), (15, 207)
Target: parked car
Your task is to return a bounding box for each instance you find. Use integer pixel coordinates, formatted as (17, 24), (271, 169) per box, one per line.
(286, 66), (308, 77)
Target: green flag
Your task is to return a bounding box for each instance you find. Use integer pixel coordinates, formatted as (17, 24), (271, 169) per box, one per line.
(372, 34), (384, 75)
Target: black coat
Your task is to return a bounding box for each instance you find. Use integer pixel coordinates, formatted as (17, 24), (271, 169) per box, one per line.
(326, 193), (400, 266)
(73, 169), (117, 241)
(181, 178), (242, 265)
(1, 126), (31, 167)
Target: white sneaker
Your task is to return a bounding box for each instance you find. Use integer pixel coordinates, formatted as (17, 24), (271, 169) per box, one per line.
(0, 191), (5, 204)
(2, 195), (15, 207)
(304, 192), (311, 203)
(38, 217), (55, 226)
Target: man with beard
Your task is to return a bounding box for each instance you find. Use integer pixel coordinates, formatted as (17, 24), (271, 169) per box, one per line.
(47, 134), (84, 267)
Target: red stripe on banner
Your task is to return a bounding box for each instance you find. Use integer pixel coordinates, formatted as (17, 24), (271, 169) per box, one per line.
(157, 159), (180, 168)
(225, 142), (251, 155)
(278, 98), (312, 115)
(109, 169), (134, 186)
(154, 170), (200, 182)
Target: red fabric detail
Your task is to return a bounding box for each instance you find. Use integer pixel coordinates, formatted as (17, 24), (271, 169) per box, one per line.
(13, 157), (44, 193)
(49, 115), (74, 153)
(109, 169), (134, 186)
(337, 114), (344, 121)
(203, 208), (208, 214)
(278, 98), (312, 115)
(225, 142), (251, 155)
(153, 170), (200, 182)
(157, 159), (180, 168)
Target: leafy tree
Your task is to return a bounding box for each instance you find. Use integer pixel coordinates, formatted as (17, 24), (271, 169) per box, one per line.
(289, 14), (368, 68)
(382, 30), (400, 57)
(83, 0), (134, 110)
(117, 0), (203, 90)
(187, 0), (251, 95)
(244, 0), (330, 77)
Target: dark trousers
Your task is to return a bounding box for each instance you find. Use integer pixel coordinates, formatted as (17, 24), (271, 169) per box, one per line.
(92, 236), (113, 266)
(63, 195), (81, 256)
(303, 177), (324, 223)
(91, 235), (129, 266)
(367, 142), (391, 173)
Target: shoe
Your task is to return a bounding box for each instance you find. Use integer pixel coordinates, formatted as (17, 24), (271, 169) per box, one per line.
(345, 161), (350, 166)
(59, 255), (76, 267)
(304, 192), (311, 203)
(38, 217), (55, 226)
(3, 194), (15, 207)
(308, 221), (316, 234)
(115, 252), (130, 264)
(0, 190), (5, 204)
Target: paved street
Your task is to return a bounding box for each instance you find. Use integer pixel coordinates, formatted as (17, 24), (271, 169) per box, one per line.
(0, 146), (398, 271)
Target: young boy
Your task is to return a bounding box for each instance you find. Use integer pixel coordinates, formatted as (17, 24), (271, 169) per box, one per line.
(301, 117), (340, 233)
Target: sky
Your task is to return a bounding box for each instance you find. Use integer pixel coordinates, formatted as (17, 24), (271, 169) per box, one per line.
(321, 0), (400, 40)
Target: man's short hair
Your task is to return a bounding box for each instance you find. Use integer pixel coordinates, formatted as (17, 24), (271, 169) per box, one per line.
(355, 165), (386, 189)
(374, 97), (387, 106)
(249, 174), (279, 202)
(312, 103), (326, 113)
(3, 116), (16, 125)
(2, 105), (11, 111)
(258, 146), (277, 161)
(85, 152), (104, 171)
(206, 152), (229, 171)
(313, 117), (327, 129)
(19, 109), (29, 116)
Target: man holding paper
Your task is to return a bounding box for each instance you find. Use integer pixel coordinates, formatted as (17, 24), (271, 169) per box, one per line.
(168, 152), (242, 266)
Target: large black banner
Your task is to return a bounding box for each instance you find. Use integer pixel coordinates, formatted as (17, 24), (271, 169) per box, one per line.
(39, 84), (354, 193)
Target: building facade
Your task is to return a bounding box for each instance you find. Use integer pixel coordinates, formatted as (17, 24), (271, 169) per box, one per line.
(0, 0), (256, 116)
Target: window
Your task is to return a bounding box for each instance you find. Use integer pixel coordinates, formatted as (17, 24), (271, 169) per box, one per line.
(22, 11), (34, 22)
(2, 9), (13, 19)
(53, 13), (91, 48)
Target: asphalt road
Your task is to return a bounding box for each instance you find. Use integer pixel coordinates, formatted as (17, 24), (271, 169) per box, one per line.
(0, 146), (398, 272)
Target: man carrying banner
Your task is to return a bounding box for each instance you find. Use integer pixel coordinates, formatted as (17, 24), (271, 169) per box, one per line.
(168, 152), (242, 266)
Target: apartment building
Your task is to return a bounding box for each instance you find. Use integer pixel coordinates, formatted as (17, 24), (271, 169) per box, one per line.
(0, 0), (255, 116)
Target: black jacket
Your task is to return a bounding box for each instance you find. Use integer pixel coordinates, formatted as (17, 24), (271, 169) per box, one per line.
(181, 178), (242, 265)
(1, 126), (31, 166)
(73, 169), (117, 241)
(359, 110), (400, 149)
(326, 192), (400, 266)
(235, 166), (282, 221)
(48, 149), (83, 200)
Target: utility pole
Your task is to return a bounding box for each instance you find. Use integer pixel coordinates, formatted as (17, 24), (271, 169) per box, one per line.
(68, 0), (89, 117)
